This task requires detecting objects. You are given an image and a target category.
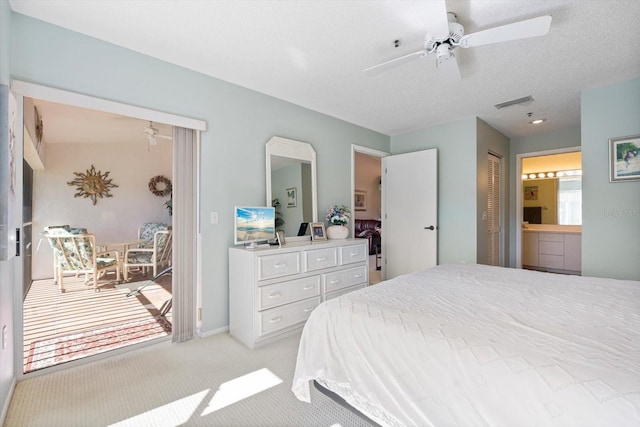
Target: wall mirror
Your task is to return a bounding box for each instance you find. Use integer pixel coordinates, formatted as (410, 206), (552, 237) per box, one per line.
(266, 136), (317, 238)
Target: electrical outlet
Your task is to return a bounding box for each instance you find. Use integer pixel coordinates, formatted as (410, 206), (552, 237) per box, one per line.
(211, 211), (219, 224)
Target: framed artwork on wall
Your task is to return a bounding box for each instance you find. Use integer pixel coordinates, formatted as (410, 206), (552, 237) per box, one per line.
(287, 187), (297, 207)
(354, 190), (367, 211)
(310, 222), (326, 241)
(609, 135), (640, 182)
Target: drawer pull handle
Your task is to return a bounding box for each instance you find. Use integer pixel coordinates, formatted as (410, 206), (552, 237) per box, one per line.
(274, 263), (286, 268)
(269, 316), (282, 323)
(268, 292), (281, 299)
(316, 257), (327, 262)
(303, 307), (315, 313)
(354, 274), (363, 278)
(330, 279), (340, 284)
(303, 285), (314, 290)
(350, 251), (359, 256)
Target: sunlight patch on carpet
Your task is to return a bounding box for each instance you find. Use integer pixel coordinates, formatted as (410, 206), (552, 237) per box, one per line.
(202, 368), (283, 415)
(109, 390), (209, 427)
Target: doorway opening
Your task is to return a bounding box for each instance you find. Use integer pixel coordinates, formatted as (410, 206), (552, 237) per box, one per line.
(12, 80), (205, 377)
(515, 147), (582, 270)
(352, 145), (389, 285)
(22, 98), (174, 373)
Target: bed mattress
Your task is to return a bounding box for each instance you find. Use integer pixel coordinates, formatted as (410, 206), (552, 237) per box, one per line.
(292, 264), (640, 426)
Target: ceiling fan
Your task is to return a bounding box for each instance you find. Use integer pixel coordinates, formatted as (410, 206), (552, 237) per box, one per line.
(364, 1), (552, 80)
(142, 121), (172, 145)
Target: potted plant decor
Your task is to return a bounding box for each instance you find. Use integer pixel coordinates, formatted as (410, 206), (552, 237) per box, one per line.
(325, 205), (350, 239)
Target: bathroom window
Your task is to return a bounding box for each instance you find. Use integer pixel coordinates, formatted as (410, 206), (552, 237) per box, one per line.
(557, 177), (582, 225)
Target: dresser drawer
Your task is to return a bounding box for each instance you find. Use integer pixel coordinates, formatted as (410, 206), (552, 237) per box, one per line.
(538, 233), (564, 242)
(324, 265), (368, 294)
(325, 283), (366, 301)
(258, 297), (321, 336)
(339, 243), (368, 265)
(258, 252), (301, 280)
(539, 254), (564, 269)
(539, 241), (563, 256)
(258, 276), (321, 310)
(304, 247), (338, 271)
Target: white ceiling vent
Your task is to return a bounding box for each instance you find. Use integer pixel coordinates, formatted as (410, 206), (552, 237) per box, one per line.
(494, 95), (534, 109)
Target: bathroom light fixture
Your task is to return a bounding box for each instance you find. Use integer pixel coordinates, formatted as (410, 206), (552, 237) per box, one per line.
(529, 118), (546, 124)
(522, 169), (582, 180)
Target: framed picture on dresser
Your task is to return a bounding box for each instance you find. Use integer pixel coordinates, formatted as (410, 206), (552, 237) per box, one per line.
(310, 222), (326, 241)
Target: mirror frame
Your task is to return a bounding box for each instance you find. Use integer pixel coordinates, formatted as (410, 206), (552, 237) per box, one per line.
(266, 136), (318, 234)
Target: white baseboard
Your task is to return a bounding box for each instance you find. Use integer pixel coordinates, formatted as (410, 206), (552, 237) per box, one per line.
(198, 325), (229, 338)
(1, 377), (16, 426)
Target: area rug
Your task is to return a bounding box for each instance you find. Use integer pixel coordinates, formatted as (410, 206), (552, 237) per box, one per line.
(25, 317), (172, 373)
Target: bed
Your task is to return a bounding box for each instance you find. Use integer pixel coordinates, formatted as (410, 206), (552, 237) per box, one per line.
(292, 264), (640, 426)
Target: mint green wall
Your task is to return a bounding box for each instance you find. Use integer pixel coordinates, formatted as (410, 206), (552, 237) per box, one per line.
(0, 0), (14, 418)
(476, 119), (510, 266)
(10, 14), (390, 337)
(390, 118), (478, 264)
(582, 79), (640, 280)
(508, 126), (581, 266)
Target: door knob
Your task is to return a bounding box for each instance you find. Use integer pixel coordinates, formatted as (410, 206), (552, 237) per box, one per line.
(424, 225), (435, 230)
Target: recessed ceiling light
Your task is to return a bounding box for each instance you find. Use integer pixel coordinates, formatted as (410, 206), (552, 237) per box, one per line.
(529, 118), (546, 124)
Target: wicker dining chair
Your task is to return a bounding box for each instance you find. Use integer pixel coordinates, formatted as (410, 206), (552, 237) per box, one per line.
(43, 226), (120, 292)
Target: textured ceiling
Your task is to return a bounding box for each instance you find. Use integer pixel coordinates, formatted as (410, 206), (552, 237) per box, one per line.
(9, 0), (640, 138)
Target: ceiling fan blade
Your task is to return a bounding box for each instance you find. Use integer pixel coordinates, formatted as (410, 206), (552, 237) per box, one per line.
(458, 15), (552, 48)
(364, 49), (428, 76)
(437, 54), (461, 81)
(423, 0), (450, 39)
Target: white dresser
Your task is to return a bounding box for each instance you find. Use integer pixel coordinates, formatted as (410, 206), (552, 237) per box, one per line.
(229, 238), (368, 348)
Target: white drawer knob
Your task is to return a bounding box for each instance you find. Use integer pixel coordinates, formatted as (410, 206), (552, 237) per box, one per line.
(316, 257), (327, 262)
(330, 279), (340, 284)
(274, 263), (285, 268)
(303, 307), (314, 313)
(268, 292), (281, 299)
(269, 316), (282, 323)
(303, 285), (314, 290)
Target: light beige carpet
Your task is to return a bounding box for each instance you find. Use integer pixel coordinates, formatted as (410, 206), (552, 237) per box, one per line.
(5, 331), (373, 427)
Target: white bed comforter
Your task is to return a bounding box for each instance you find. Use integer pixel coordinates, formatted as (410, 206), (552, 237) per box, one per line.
(292, 264), (640, 426)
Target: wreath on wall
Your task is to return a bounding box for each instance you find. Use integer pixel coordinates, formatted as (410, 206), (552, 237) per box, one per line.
(148, 175), (172, 197)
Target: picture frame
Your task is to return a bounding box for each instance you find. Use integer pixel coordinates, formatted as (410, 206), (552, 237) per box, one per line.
(276, 230), (286, 246)
(354, 190), (367, 211)
(524, 186), (538, 200)
(609, 134), (640, 182)
(309, 222), (326, 241)
(287, 187), (297, 207)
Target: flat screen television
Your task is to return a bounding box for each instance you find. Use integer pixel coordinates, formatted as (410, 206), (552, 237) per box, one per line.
(234, 206), (276, 248)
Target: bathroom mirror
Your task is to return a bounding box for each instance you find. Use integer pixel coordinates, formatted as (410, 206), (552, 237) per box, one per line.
(266, 136), (317, 238)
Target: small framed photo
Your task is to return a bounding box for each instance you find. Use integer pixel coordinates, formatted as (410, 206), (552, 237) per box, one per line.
(609, 135), (640, 182)
(354, 190), (367, 211)
(287, 187), (297, 207)
(310, 222), (326, 241)
(276, 230), (286, 245)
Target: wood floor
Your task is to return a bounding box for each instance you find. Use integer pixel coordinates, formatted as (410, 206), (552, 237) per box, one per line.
(22, 269), (172, 373)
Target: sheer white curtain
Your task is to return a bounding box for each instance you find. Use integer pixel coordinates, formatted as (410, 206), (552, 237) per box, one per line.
(172, 127), (198, 342)
(557, 177), (582, 225)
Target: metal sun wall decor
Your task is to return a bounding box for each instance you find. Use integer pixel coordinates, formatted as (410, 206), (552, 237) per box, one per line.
(67, 164), (118, 205)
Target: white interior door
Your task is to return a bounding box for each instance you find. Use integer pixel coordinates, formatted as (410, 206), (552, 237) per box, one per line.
(382, 149), (437, 279)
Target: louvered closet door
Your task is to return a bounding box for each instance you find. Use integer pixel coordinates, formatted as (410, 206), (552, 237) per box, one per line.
(487, 153), (502, 266)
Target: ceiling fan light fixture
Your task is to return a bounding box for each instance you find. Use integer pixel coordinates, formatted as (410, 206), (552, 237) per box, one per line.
(529, 118), (547, 124)
(494, 95), (534, 109)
